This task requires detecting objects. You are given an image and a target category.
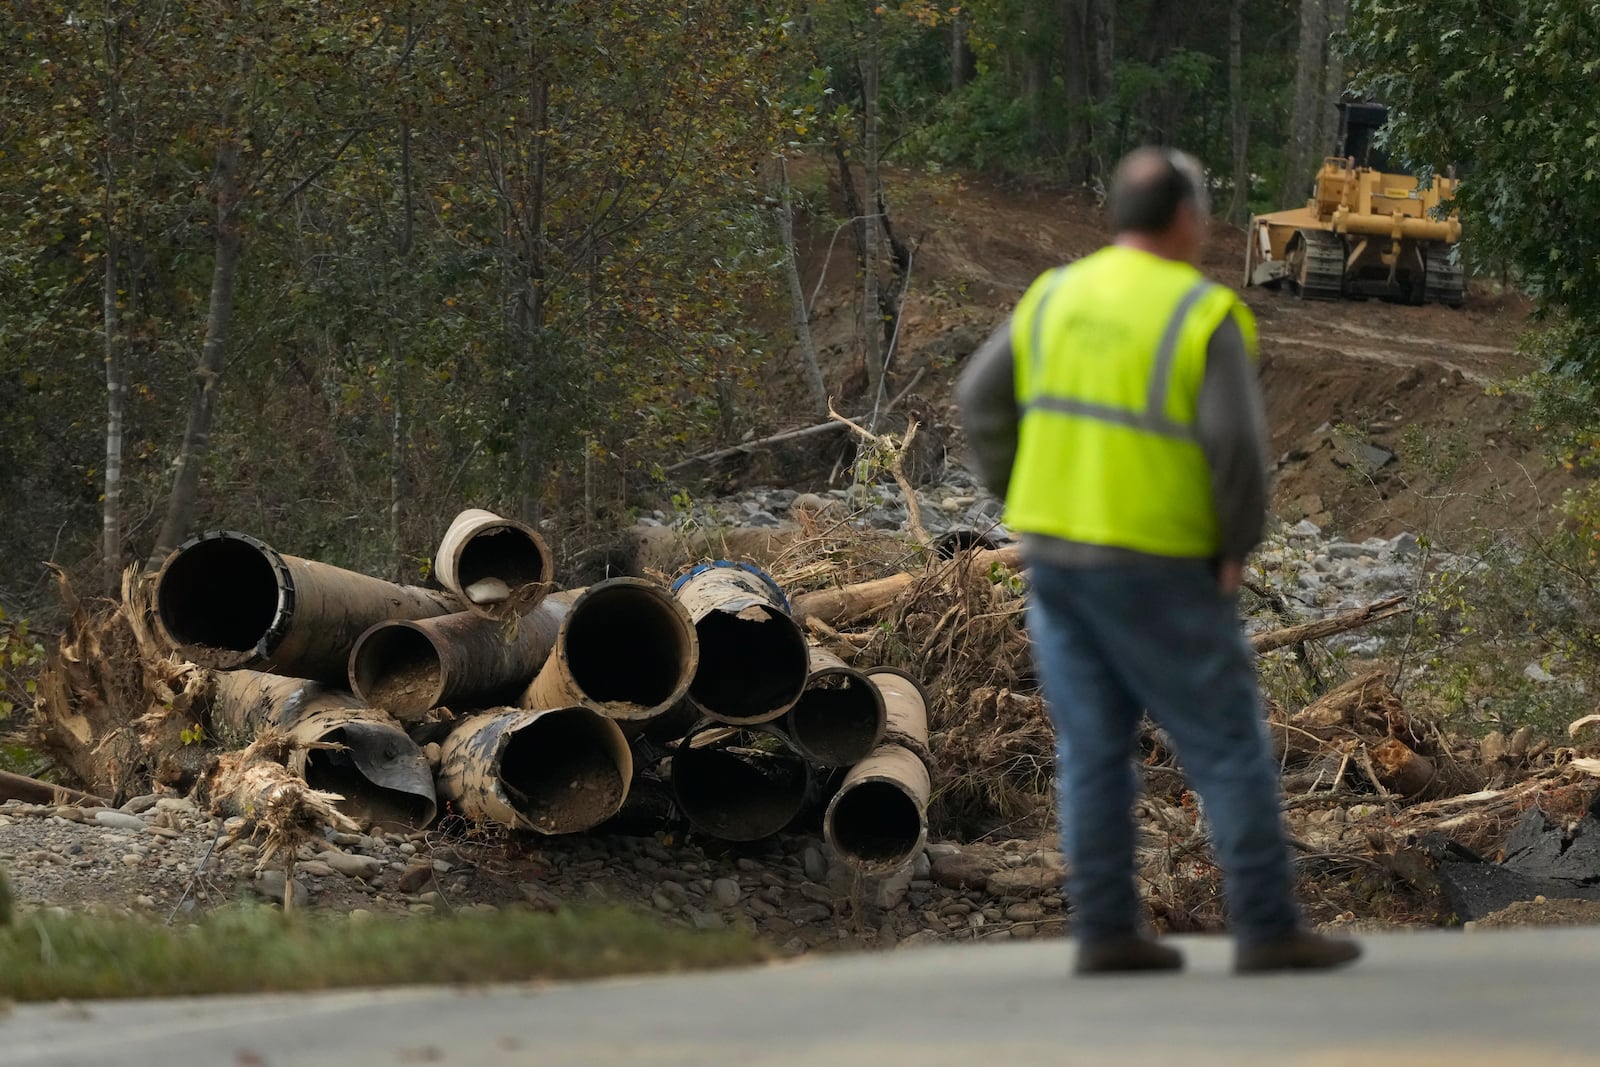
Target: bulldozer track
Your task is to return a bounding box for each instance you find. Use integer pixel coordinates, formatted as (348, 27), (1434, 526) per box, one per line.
(1422, 243), (1465, 308)
(1295, 231), (1345, 301)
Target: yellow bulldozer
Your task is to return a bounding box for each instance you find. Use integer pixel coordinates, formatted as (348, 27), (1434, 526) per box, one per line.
(1245, 102), (1463, 306)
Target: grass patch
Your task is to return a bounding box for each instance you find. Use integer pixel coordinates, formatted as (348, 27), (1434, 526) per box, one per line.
(0, 905), (768, 1002)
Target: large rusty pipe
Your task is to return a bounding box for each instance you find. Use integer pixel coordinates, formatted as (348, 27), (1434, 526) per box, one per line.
(435, 509), (554, 618)
(521, 578), (698, 734)
(670, 720), (812, 842)
(823, 666), (933, 872)
(210, 669), (438, 830)
(782, 645), (886, 768)
(154, 531), (461, 683)
(862, 666), (930, 745)
(349, 597), (568, 722)
(436, 707), (632, 834)
(672, 562), (807, 725)
(824, 746), (931, 872)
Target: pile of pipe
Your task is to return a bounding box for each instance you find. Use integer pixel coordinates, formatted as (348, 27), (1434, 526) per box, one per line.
(151, 513), (933, 873)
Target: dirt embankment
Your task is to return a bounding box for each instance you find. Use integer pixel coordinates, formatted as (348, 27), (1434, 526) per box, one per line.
(772, 165), (1569, 548)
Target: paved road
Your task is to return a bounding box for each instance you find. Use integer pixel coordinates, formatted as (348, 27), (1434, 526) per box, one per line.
(4, 929), (1594, 1066)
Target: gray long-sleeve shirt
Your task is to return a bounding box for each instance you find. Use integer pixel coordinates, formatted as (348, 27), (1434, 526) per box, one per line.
(955, 308), (1270, 566)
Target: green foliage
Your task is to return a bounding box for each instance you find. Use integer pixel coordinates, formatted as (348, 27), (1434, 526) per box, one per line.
(1350, 0), (1600, 376)
(1399, 505), (1600, 742)
(0, 1), (800, 590)
(0, 607), (45, 722)
(0, 905), (764, 1002)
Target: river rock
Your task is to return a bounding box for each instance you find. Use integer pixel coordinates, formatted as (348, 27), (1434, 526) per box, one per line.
(93, 810), (147, 832)
(254, 870), (310, 908)
(931, 852), (993, 890)
(987, 867), (1060, 896)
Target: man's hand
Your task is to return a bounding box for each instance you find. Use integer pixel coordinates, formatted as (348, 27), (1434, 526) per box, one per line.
(1217, 558), (1243, 597)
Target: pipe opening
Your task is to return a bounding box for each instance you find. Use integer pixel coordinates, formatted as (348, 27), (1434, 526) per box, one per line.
(350, 625), (444, 715)
(689, 606), (807, 723)
(564, 585), (694, 713)
(304, 732), (436, 831)
(936, 529), (1001, 560)
(156, 536), (281, 652)
(828, 780), (923, 868)
(789, 673), (885, 767)
(500, 710), (626, 834)
(673, 728), (809, 841)
(455, 526), (550, 589)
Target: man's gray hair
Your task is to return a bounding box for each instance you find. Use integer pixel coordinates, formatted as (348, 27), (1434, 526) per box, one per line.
(1109, 147), (1210, 235)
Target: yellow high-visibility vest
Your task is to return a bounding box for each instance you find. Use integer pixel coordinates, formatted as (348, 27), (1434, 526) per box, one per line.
(1006, 245), (1258, 558)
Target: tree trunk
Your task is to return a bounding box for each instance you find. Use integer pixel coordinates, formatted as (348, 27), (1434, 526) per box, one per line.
(1226, 0), (1250, 225)
(859, 14), (883, 401)
(1059, 0), (1092, 180)
(102, 202), (125, 586)
(776, 161), (827, 415)
(950, 10), (972, 92)
(1320, 0), (1349, 157)
(388, 347), (405, 582)
(1280, 0), (1328, 207)
(146, 143), (243, 572)
(101, 15), (126, 589)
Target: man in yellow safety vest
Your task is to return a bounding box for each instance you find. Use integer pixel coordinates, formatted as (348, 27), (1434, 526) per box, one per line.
(956, 147), (1361, 975)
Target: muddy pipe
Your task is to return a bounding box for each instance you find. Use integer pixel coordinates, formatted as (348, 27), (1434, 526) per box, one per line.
(671, 561), (808, 725)
(349, 596), (569, 722)
(436, 707), (632, 834)
(435, 509), (554, 618)
(210, 669), (438, 830)
(670, 720), (812, 842)
(782, 645), (886, 768)
(823, 666), (933, 872)
(521, 578), (698, 735)
(154, 531), (461, 684)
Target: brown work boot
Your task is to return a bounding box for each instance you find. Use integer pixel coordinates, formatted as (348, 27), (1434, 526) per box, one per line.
(1074, 936), (1184, 975)
(1235, 929), (1362, 974)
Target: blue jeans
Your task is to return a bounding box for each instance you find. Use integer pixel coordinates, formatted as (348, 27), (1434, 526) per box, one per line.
(1025, 559), (1300, 944)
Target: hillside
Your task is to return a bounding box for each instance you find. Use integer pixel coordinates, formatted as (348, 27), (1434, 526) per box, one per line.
(753, 165), (1566, 549)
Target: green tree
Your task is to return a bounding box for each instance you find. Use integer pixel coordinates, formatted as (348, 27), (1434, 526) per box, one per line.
(1350, 0), (1600, 375)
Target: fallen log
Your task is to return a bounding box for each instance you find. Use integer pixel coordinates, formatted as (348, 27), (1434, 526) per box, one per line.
(1370, 736), (1440, 799)
(1271, 668), (1401, 760)
(0, 769), (110, 808)
(663, 371), (926, 474)
(793, 550), (1403, 651)
(1249, 595), (1409, 654)
(789, 544), (1024, 627)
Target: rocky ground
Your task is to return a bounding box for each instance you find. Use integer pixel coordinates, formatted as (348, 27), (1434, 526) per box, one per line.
(0, 794), (1071, 952)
